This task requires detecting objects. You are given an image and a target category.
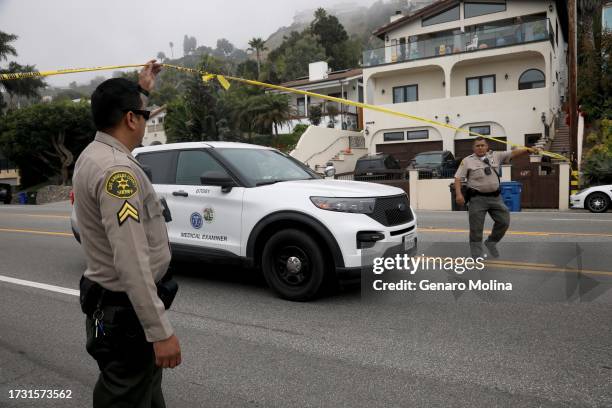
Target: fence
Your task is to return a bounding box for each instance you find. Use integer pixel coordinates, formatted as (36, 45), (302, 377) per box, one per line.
(416, 169), (457, 180)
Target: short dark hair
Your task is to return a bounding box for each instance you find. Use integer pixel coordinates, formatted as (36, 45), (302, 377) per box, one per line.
(91, 78), (142, 131)
(473, 136), (489, 144)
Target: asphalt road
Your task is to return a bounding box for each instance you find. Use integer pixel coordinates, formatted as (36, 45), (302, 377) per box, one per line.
(0, 202), (611, 407)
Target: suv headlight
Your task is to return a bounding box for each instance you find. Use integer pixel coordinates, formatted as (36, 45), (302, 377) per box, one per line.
(310, 197), (375, 214)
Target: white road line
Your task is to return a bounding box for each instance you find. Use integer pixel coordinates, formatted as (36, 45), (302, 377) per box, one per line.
(0, 275), (78, 296)
(556, 218), (612, 222)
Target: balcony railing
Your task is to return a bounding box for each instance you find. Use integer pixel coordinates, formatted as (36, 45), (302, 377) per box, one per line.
(363, 18), (552, 68)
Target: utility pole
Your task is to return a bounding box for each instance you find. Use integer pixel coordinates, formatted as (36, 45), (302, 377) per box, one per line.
(568, 0), (578, 168)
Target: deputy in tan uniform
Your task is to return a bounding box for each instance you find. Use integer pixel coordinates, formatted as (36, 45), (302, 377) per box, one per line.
(73, 60), (180, 408)
(454, 137), (536, 257)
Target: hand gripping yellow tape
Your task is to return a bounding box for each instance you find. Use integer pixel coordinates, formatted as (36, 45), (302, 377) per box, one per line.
(0, 63), (568, 161)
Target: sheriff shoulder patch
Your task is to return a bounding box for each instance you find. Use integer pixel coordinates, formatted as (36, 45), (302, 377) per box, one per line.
(105, 171), (138, 199)
(117, 200), (140, 226)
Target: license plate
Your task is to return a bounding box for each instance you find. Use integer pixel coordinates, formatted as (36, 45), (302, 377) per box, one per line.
(403, 236), (415, 251)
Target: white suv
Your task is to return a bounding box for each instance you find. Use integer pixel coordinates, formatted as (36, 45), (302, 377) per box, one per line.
(72, 142), (417, 300)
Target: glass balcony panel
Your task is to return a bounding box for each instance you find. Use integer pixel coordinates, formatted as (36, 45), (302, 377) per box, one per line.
(363, 18), (550, 67)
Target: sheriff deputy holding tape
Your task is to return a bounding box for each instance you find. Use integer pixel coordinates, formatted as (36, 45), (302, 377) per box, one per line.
(74, 60), (180, 407)
(454, 137), (537, 258)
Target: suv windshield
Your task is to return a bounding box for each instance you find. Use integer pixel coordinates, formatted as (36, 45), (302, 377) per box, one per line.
(356, 158), (384, 172)
(215, 148), (316, 186)
(414, 153), (442, 165)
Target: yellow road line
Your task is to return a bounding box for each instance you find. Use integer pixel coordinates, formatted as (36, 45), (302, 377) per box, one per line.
(0, 227), (72, 237)
(420, 227), (612, 238)
(0, 213), (70, 219)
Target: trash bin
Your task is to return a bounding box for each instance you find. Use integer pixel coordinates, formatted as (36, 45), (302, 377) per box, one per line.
(17, 191), (27, 204)
(500, 181), (522, 212)
(26, 191), (37, 205)
(449, 182), (468, 211)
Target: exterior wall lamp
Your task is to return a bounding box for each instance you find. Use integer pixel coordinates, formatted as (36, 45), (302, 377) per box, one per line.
(381, 89), (385, 94)
(505, 73), (509, 80)
(541, 112), (546, 124)
(445, 115), (450, 124)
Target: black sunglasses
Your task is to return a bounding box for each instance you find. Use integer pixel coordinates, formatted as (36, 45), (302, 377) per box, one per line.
(122, 108), (151, 121)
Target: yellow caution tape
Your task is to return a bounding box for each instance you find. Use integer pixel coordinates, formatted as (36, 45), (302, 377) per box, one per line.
(0, 62), (569, 161)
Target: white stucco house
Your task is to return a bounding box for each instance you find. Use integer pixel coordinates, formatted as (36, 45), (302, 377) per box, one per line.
(141, 105), (167, 146)
(271, 61), (364, 133)
(361, 0), (569, 167)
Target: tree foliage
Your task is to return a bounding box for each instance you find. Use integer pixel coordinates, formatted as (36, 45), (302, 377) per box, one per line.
(183, 35), (197, 56)
(0, 101), (95, 186)
(583, 119), (612, 185)
(578, 1), (611, 120)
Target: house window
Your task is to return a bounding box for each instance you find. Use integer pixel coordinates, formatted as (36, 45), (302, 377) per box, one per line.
(422, 5), (460, 27)
(524, 134), (541, 147)
(407, 130), (429, 140)
(297, 97), (306, 116)
(392, 85), (418, 103)
(383, 132), (404, 142)
(464, 2), (506, 19)
(158, 116), (164, 124)
(466, 75), (496, 95)
(518, 69), (545, 89)
(469, 125), (491, 136)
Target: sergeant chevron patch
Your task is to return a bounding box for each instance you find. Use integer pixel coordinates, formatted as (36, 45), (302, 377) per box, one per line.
(117, 201), (140, 226)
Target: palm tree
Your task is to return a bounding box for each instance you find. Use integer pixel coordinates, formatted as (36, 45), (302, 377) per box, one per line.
(157, 51), (166, 62)
(248, 93), (292, 145)
(247, 37), (268, 78)
(579, 0), (605, 49)
(0, 31), (18, 61)
(0, 32), (45, 109)
(169, 41), (174, 58)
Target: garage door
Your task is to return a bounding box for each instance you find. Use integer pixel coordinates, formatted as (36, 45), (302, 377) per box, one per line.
(454, 137), (507, 162)
(376, 141), (443, 168)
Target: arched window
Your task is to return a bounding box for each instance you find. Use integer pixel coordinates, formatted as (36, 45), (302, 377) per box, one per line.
(518, 69), (545, 90)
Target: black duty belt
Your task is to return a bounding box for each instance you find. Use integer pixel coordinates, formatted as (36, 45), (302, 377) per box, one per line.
(469, 188), (501, 197)
(80, 275), (178, 315)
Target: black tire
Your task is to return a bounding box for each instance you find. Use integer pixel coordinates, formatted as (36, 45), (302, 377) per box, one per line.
(261, 229), (327, 301)
(585, 192), (610, 213)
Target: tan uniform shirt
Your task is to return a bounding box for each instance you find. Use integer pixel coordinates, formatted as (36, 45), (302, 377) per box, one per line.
(454, 150), (512, 193)
(73, 131), (173, 342)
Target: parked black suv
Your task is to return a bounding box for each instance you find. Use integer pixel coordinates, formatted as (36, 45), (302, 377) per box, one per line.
(410, 151), (458, 178)
(354, 153), (404, 180)
(0, 183), (12, 204)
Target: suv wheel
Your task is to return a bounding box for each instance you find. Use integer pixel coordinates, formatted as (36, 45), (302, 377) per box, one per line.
(262, 229), (327, 301)
(586, 192), (610, 213)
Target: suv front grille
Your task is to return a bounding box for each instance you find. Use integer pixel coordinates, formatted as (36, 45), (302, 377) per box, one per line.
(367, 195), (413, 227)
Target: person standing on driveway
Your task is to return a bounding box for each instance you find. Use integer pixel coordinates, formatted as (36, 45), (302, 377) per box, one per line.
(454, 137), (536, 257)
(73, 60), (181, 408)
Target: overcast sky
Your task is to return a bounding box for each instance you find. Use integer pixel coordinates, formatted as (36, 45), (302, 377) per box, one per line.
(0, 0), (376, 87)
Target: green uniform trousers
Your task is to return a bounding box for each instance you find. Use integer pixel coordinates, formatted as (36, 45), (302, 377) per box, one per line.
(85, 308), (165, 408)
(468, 194), (510, 243)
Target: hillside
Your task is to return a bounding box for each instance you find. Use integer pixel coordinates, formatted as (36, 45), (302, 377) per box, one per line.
(264, 0), (435, 52)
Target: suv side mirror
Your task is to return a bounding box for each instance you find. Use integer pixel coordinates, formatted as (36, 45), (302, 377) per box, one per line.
(200, 171), (235, 193)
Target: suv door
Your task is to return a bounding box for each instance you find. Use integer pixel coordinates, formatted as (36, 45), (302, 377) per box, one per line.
(135, 148), (177, 204)
(169, 149), (244, 257)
